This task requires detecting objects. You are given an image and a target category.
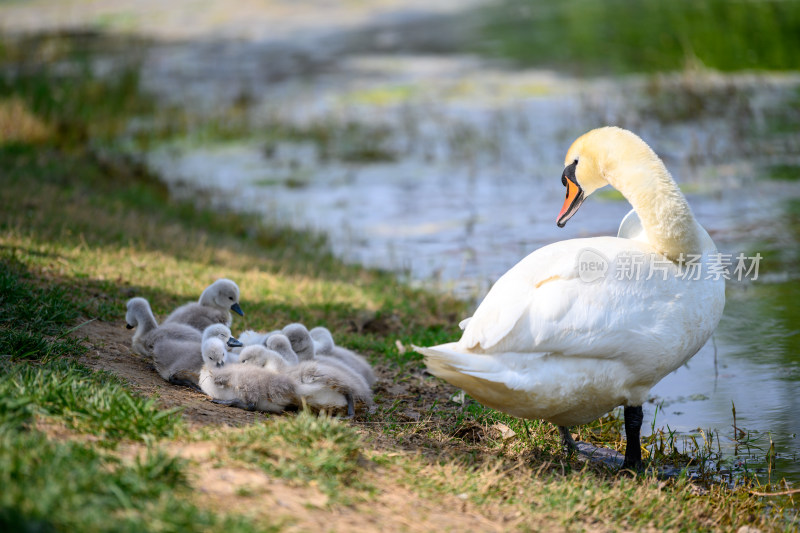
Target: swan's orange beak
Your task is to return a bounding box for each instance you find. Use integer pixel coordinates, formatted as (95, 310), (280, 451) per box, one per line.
(557, 170), (585, 228)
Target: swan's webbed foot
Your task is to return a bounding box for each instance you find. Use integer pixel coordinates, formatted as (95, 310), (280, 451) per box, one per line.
(168, 374), (201, 391)
(212, 398), (256, 411)
(561, 425), (627, 469)
(622, 405), (644, 471)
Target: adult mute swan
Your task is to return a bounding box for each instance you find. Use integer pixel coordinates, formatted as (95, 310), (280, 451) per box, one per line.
(415, 127), (725, 469)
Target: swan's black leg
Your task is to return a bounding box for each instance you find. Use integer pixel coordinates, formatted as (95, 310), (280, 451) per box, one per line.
(559, 426), (577, 451)
(623, 405), (644, 470)
(341, 393), (355, 419)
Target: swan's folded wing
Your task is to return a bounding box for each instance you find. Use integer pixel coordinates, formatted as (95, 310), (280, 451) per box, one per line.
(458, 237), (683, 358)
(459, 238), (585, 351)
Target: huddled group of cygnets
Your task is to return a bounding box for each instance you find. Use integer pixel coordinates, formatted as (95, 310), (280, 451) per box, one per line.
(124, 278), (375, 417)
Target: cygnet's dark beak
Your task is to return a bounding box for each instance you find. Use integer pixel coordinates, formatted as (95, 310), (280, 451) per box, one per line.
(227, 336), (243, 348)
(216, 360), (225, 368)
(231, 302), (244, 316)
(126, 324), (134, 330)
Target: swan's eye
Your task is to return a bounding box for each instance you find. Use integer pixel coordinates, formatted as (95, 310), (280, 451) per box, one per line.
(561, 175), (567, 186)
(573, 158), (578, 165)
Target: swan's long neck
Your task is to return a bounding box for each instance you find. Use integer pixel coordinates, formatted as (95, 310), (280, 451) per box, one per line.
(141, 310), (158, 333)
(604, 149), (703, 260)
(133, 304), (158, 342)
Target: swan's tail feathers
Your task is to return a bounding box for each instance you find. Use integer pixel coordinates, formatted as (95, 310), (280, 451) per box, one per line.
(458, 317), (471, 330)
(413, 343), (519, 413)
(413, 343), (462, 379)
(412, 343), (499, 388)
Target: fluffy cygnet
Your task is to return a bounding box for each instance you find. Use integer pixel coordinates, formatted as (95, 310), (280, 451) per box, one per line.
(239, 345), (289, 373)
(153, 323), (242, 389)
(287, 359), (373, 418)
(265, 334), (300, 366)
(230, 328), (281, 355)
(164, 279), (244, 332)
(309, 326), (376, 386)
(281, 323), (316, 361)
(125, 297), (200, 357)
(200, 339), (297, 413)
(235, 329), (266, 349)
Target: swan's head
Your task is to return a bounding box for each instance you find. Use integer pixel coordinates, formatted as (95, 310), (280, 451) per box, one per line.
(281, 324), (315, 360)
(125, 297), (151, 329)
(200, 279), (244, 316)
(266, 333), (299, 364)
(202, 323), (243, 348)
(239, 345), (269, 367)
(557, 126), (653, 227)
(202, 337), (227, 368)
(309, 326), (335, 354)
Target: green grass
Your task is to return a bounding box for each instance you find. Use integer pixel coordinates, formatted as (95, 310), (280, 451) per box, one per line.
(0, 358), (183, 443)
(223, 411), (366, 500)
(0, 431), (269, 533)
(478, 0), (800, 74)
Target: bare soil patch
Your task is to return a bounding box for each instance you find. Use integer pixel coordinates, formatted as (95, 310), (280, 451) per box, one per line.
(77, 319), (270, 427)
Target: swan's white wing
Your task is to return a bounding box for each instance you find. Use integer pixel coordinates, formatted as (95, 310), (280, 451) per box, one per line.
(458, 239), (577, 351)
(459, 236), (717, 361)
(617, 209), (647, 242)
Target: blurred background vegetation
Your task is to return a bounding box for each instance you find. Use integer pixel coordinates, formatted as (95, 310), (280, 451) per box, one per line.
(479, 0), (800, 73)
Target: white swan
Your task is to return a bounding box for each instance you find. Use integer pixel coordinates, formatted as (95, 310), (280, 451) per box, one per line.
(414, 127), (726, 469)
(163, 279), (244, 332)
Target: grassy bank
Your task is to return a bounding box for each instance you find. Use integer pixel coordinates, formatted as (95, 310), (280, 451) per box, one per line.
(1, 32), (798, 531)
(478, 0), (800, 74)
